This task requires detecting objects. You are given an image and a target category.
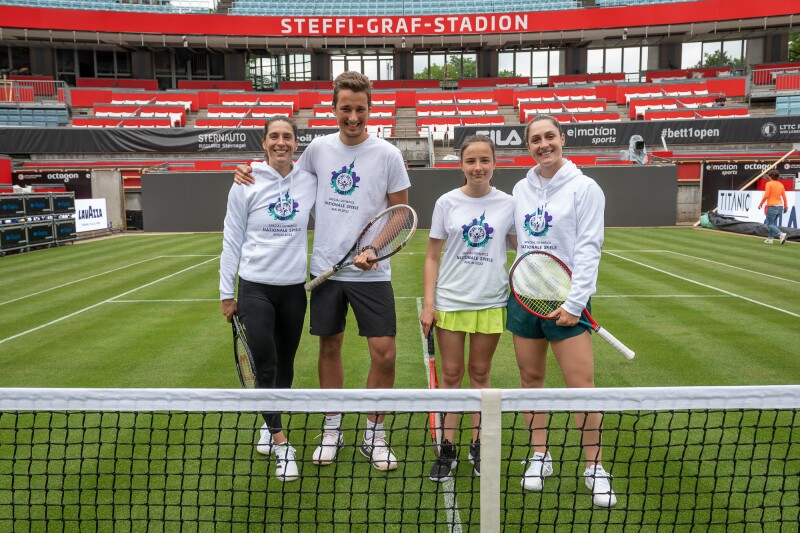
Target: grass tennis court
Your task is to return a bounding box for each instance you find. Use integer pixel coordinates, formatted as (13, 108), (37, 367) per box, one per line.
(1, 228), (798, 531)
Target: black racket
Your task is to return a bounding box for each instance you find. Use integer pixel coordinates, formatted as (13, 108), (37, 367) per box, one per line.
(232, 313), (258, 388)
(304, 204), (418, 291)
(427, 330), (443, 457)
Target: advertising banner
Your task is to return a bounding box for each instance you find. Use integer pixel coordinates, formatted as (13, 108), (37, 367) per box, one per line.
(717, 190), (798, 226)
(455, 116), (800, 149)
(75, 198), (108, 232)
(0, 128), (337, 155)
(13, 170), (93, 199)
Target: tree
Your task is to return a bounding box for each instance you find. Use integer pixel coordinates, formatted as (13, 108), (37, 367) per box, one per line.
(789, 32), (800, 62)
(498, 69), (518, 78)
(691, 49), (744, 69)
(414, 55), (477, 80)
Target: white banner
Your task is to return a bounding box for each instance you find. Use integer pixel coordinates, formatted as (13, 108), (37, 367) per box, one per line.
(717, 190), (798, 225)
(74, 198), (108, 233)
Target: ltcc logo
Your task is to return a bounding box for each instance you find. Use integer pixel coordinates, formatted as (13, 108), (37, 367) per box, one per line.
(760, 122), (777, 138)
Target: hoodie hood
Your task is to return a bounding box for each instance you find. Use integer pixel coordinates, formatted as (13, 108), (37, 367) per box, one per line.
(526, 158), (582, 192)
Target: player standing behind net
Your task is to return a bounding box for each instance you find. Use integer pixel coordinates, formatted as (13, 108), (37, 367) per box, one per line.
(234, 72), (411, 471)
(509, 115), (617, 507)
(419, 135), (515, 481)
(220, 116), (317, 482)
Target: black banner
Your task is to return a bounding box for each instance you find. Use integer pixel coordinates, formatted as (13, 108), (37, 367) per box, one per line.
(13, 170), (93, 199)
(0, 127), (338, 154)
(455, 116), (800, 149)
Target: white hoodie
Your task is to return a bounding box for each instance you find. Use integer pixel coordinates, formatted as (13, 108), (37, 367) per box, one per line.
(219, 161), (316, 299)
(512, 158), (605, 317)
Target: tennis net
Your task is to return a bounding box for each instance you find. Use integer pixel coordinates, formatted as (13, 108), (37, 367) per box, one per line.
(1, 386), (798, 532)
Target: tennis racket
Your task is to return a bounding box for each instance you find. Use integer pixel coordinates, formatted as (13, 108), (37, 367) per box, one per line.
(426, 329), (443, 457)
(232, 313), (258, 388)
(304, 204), (418, 291)
(509, 251), (635, 360)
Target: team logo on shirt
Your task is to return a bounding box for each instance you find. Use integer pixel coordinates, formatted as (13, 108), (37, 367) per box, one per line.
(524, 207), (552, 237)
(268, 192), (299, 221)
(330, 160), (361, 196)
(462, 212), (494, 248)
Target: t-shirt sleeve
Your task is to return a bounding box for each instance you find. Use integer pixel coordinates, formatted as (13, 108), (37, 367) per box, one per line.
(429, 196), (448, 240)
(386, 147), (411, 194)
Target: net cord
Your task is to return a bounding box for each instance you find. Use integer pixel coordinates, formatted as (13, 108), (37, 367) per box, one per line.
(2, 385), (800, 412)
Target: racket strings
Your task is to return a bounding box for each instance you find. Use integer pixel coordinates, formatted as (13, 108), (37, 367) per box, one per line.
(512, 255), (572, 316)
(357, 208), (416, 258)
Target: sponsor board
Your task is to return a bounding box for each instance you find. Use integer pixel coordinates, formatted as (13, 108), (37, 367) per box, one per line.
(75, 198), (108, 232)
(717, 190), (798, 226)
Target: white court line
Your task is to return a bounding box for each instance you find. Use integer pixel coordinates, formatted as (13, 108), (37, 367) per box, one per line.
(665, 250), (800, 285)
(0, 257), (219, 346)
(604, 252), (800, 318)
(0, 254), (220, 307)
(110, 299), (220, 303)
(416, 298), (462, 533)
(594, 295), (732, 299)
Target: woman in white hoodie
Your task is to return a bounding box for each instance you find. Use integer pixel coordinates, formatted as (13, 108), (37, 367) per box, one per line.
(509, 115), (617, 507)
(219, 116), (317, 482)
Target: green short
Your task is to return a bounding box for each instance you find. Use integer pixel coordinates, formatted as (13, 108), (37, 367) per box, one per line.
(506, 293), (590, 341)
(436, 307), (506, 334)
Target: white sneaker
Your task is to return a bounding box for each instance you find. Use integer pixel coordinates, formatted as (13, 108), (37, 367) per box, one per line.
(764, 238), (774, 244)
(256, 423), (275, 456)
(584, 465), (617, 507)
(274, 443), (298, 482)
(312, 430), (343, 466)
(359, 434), (398, 471)
(779, 232), (788, 245)
(521, 452), (553, 492)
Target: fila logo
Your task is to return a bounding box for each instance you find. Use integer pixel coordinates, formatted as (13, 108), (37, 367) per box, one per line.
(475, 129), (523, 146)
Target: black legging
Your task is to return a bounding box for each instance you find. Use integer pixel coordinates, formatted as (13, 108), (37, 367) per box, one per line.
(237, 278), (306, 434)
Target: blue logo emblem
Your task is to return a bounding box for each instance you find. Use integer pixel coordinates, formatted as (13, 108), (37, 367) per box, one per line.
(524, 208), (552, 237)
(462, 212), (494, 248)
(330, 160), (361, 196)
(268, 192), (299, 221)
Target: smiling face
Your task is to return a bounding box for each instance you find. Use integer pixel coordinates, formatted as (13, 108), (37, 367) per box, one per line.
(460, 140), (495, 191)
(525, 117), (566, 178)
(334, 89), (370, 146)
(263, 120), (298, 171)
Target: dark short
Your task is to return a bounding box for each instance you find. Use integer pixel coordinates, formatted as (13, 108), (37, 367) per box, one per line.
(506, 293), (590, 341)
(309, 279), (397, 338)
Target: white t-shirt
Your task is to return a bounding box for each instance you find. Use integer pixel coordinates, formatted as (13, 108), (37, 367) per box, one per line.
(298, 133), (411, 282)
(430, 187), (515, 311)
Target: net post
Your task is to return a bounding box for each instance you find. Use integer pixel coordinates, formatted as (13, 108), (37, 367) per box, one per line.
(480, 388), (502, 533)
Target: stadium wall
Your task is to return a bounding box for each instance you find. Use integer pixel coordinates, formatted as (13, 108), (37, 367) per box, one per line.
(141, 166), (677, 232)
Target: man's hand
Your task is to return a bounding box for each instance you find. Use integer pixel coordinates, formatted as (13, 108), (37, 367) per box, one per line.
(353, 246), (378, 270)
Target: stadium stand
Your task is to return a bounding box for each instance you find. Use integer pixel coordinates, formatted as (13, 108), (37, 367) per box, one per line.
(0, 104), (69, 127)
(775, 96), (800, 116)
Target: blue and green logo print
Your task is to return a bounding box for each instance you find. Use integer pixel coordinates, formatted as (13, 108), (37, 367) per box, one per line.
(330, 160), (361, 196)
(462, 212), (494, 248)
(524, 207), (552, 237)
(268, 192), (299, 221)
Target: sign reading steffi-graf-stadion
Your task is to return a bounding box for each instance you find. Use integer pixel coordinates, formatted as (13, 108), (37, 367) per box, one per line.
(74, 198), (108, 233)
(717, 190), (798, 226)
(455, 116), (800, 149)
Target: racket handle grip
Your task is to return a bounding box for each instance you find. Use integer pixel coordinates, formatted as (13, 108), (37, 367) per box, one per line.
(596, 327), (635, 360)
(427, 330), (435, 354)
(304, 267), (335, 291)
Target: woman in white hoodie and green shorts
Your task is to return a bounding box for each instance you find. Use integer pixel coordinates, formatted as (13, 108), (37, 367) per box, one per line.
(509, 114), (617, 508)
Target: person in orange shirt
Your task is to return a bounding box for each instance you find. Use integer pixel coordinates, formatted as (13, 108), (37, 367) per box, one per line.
(757, 169), (788, 245)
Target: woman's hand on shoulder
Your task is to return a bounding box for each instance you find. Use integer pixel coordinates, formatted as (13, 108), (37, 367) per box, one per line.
(234, 165), (255, 185)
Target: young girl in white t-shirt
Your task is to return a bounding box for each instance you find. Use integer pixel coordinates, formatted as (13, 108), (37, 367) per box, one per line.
(419, 135), (516, 482)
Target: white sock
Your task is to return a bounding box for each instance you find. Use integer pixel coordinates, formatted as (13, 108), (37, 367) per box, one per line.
(365, 419), (384, 442)
(324, 415), (341, 431)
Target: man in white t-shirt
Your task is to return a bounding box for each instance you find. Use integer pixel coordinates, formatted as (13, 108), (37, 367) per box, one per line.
(234, 72), (411, 472)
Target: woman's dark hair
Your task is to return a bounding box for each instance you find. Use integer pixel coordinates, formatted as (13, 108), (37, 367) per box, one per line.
(459, 134), (496, 186)
(263, 115), (298, 140)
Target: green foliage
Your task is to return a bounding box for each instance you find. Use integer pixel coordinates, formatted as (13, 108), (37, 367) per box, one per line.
(691, 49), (744, 69)
(789, 31), (800, 62)
(415, 55), (477, 80)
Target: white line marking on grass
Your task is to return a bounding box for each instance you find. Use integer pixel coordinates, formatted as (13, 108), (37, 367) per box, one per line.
(605, 252), (800, 318)
(594, 294), (732, 298)
(110, 299), (219, 303)
(416, 298), (462, 533)
(0, 257), (219, 346)
(665, 251), (800, 285)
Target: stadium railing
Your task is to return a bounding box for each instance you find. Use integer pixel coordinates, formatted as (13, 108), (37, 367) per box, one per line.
(1, 385), (798, 531)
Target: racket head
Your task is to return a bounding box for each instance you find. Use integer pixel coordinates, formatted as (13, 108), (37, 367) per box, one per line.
(356, 204), (418, 262)
(231, 314), (258, 389)
(426, 329), (443, 457)
(509, 251), (572, 318)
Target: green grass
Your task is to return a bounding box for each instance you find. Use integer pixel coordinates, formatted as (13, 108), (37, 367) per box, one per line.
(0, 229), (799, 531)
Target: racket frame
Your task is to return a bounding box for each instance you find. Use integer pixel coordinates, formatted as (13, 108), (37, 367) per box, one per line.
(232, 314), (259, 388)
(509, 251), (635, 360)
(304, 204), (418, 291)
(426, 329), (443, 457)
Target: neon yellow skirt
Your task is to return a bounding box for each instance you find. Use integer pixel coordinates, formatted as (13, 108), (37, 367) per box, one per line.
(436, 307), (507, 334)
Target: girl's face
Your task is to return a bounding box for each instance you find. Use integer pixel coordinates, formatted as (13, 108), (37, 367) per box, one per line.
(263, 121), (297, 168)
(461, 142), (495, 188)
(526, 119), (565, 172)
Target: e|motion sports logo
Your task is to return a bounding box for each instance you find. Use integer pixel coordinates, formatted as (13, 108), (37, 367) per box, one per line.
(760, 122), (778, 138)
